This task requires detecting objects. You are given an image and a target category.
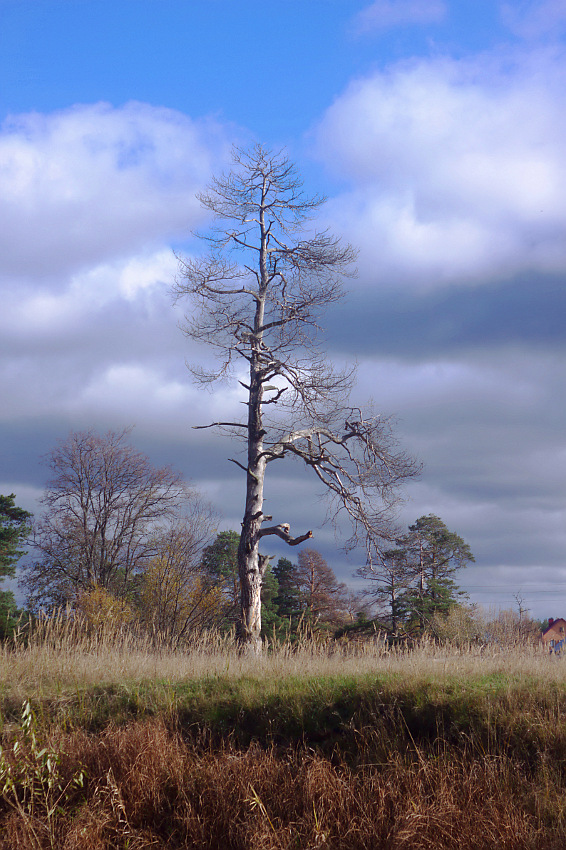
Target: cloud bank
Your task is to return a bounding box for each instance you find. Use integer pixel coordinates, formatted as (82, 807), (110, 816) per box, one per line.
(316, 48), (566, 288)
(310, 37), (566, 611)
(0, 101), (228, 280)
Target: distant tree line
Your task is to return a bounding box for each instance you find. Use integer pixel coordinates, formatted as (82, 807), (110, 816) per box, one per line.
(0, 427), (546, 647)
(0, 429), (363, 644)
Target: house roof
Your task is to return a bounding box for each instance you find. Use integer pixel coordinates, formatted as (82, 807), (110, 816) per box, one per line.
(542, 618), (566, 638)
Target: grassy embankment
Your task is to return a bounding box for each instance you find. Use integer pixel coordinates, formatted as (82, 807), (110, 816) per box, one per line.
(1, 620), (566, 848)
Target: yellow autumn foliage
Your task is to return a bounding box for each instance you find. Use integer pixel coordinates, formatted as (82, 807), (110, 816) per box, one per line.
(74, 585), (135, 635)
(139, 552), (223, 644)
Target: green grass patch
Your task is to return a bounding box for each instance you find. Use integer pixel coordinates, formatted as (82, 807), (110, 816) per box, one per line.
(4, 670), (566, 771)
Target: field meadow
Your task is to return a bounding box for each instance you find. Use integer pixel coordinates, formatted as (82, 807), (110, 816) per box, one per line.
(2, 621), (566, 848)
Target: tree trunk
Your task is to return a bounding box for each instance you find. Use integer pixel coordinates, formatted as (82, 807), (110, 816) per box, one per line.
(237, 459), (265, 652)
(236, 401), (266, 651)
(237, 196), (268, 653)
(390, 586), (397, 635)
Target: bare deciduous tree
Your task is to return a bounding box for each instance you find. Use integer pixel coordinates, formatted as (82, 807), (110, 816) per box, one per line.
(295, 548), (349, 626)
(173, 144), (419, 652)
(23, 428), (192, 609)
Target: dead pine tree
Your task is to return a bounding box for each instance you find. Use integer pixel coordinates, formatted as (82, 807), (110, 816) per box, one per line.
(173, 144), (419, 653)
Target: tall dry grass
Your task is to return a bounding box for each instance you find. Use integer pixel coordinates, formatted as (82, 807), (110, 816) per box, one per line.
(2, 713), (565, 849)
(0, 611), (562, 705)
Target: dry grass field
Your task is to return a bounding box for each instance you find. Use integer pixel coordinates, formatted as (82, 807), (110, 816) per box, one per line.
(1, 620), (566, 848)
(0, 613), (559, 699)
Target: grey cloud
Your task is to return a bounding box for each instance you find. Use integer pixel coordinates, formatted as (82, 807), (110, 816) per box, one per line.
(324, 273), (566, 360)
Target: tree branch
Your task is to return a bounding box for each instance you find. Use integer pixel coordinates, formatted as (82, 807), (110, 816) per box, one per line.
(228, 458), (258, 481)
(193, 422), (247, 430)
(258, 523), (313, 545)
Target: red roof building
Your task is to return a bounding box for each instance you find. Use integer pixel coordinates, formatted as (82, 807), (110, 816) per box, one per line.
(541, 617), (566, 649)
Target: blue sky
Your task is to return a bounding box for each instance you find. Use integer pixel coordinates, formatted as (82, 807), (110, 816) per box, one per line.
(1, 0), (566, 618)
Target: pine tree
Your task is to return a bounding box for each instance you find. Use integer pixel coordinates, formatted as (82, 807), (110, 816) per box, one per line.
(0, 494), (32, 638)
(400, 515), (474, 633)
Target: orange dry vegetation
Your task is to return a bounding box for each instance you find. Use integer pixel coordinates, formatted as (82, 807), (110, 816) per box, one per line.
(0, 717), (561, 850)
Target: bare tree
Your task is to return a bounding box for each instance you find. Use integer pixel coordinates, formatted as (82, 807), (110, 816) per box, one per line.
(513, 591), (528, 623)
(23, 428), (191, 609)
(173, 144), (419, 652)
(295, 548), (349, 626)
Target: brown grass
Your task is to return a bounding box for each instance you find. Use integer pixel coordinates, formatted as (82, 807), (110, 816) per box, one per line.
(3, 619), (566, 848)
(2, 716), (564, 849)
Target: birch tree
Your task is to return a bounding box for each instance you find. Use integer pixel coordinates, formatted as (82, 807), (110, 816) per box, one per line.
(173, 145), (419, 652)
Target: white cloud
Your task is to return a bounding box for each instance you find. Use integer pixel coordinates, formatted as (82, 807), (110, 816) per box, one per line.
(315, 50), (566, 287)
(0, 101), (237, 440)
(75, 363), (192, 421)
(0, 101), (229, 279)
(353, 0), (446, 34)
(73, 360), (247, 428)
